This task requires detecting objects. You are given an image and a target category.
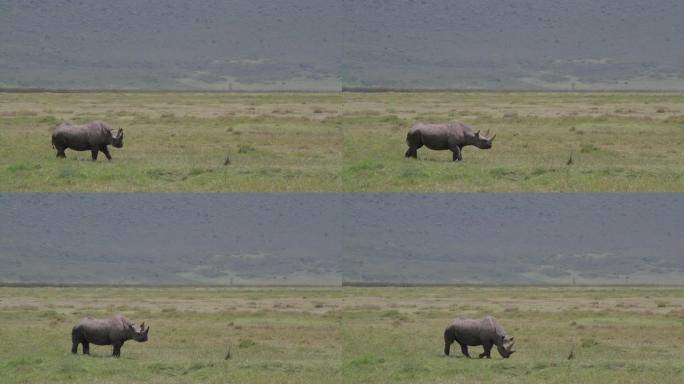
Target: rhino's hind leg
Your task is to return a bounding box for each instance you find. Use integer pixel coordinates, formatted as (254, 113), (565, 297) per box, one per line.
(56, 147), (67, 159)
(82, 341), (90, 355)
(405, 146), (419, 159)
(91, 149), (99, 161)
(459, 343), (471, 358)
(71, 328), (81, 354)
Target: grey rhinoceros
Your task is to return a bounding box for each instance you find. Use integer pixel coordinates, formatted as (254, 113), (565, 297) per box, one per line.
(405, 121), (495, 161)
(444, 316), (515, 359)
(52, 121), (123, 161)
(71, 315), (149, 357)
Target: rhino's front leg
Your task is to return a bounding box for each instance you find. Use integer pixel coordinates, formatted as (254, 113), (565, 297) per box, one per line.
(112, 341), (122, 357)
(91, 149), (99, 161)
(451, 146), (462, 161)
(479, 342), (492, 359)
(100, 146), (112, 160)
(459, 343), (471, 358)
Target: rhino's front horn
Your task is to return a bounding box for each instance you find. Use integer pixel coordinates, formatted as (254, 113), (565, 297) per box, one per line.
(490, 133), (496, 142)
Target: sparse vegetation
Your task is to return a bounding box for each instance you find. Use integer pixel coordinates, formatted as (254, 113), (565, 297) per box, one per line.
(341, 92), (684, 191)
(1, 91), (682, 191)
(0, 92), (342, 192)
(1, 286), (683, 383)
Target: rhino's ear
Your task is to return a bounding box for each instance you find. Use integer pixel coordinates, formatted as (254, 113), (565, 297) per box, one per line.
(475, 130), (480, 137)
(140, 322), (145, 330)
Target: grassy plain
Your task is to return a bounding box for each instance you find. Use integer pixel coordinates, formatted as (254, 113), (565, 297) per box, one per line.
(0, 92), (342, 191)
(341, 92), (684, 191)
(0, 287), (342, 384)
(1, 287), (683, 383)
(0, 91), (682, 191)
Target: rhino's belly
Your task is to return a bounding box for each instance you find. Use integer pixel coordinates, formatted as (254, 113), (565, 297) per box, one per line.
(456, 334), (483, 346)
(424, 142), (450, 150)
(83, 332), (112, 345)
(420, 134), (452, 150)
(66, 142), (92, 151)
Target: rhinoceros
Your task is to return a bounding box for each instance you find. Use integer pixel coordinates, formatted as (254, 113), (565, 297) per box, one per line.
(405, 121), (495, 161)
(71, 315), (149, 357)
(444, 316), (515, 359)
(52, 121), (123, 161)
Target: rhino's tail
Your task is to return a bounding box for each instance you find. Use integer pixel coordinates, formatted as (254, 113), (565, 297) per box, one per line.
(406, 129), (422, 147)
(405, 131), (414, 146)
(444, 326), (455, 356)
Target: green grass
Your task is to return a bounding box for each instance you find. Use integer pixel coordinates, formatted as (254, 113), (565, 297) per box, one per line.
(1, 287), (683, 383)
(341, 92), (684, 191)
(1, 91), (682, 191)
(341, 286), (684, 384)
(0, 287), (342, 384)
(0, 92), (342, 191)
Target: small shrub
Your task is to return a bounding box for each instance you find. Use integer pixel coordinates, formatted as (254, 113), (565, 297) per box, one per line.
(238, 144), (255, 154)
(581, 337), (598, 348)
(239, 339), (256, 348)
(580, 143), (598, 153)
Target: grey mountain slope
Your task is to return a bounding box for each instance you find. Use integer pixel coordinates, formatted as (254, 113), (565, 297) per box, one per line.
(1, 194), (682, 286)
(0, 0), (341, 90)
(0, 194), (341, 285)
(1, 1), (682, 90)
(342, 194), (683, 285)
(342, 0), (684, 89)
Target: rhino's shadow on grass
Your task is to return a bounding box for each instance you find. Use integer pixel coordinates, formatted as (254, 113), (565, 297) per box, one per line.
(73, 354), (123, 359)
(404, 156), (481, 163)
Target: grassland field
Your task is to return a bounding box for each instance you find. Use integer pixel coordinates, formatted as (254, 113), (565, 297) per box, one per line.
(1, 286), (683, 383)
(1, 91), (682, 191)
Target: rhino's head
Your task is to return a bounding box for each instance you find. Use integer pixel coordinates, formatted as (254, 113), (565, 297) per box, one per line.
(499, 335), (515, 358)
(111, 128), (124, 148)
(473, 130), (496, 149)
(129, 321), (150, 342)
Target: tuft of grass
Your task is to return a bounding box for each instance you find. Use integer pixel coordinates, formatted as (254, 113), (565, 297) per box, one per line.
(580, 143), (599, 153)
(238, 144), (256, 154)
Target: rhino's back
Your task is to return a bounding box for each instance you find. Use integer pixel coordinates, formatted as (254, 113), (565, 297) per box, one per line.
(410, 122), (469, 150)
(450, 316), (502, 345)
(74, 316), (125, 345)
(52, 121), (110, 150)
